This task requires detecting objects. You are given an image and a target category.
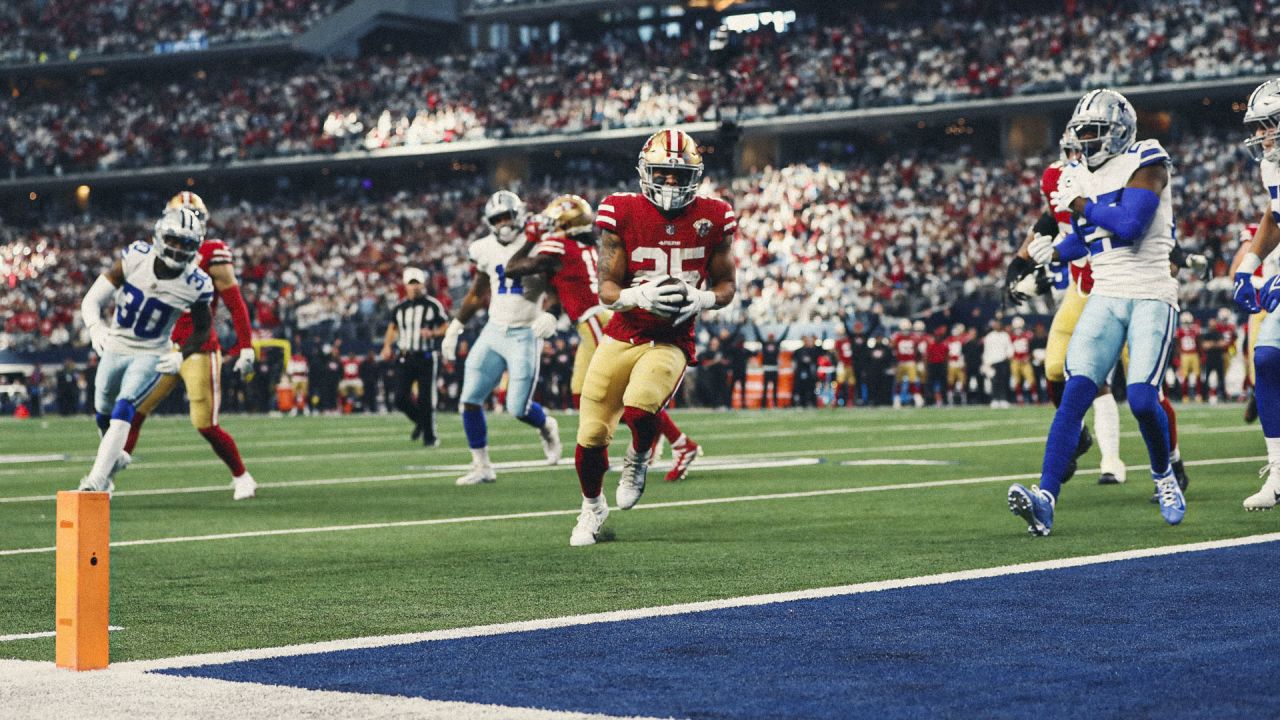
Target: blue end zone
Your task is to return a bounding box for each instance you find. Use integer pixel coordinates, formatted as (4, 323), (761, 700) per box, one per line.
(160, 543), (1280, 718)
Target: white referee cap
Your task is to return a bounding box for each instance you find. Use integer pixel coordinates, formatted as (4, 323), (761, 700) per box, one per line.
(403, 267), (425, 285)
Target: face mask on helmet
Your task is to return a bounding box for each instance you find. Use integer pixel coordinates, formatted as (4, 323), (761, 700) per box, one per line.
(152, 208), (204, 269)
(484, 191), (526, 245)
(639, 162), (701, 212)
(1061, 90), (1136, 169)
(1244, 79), (1280, 164)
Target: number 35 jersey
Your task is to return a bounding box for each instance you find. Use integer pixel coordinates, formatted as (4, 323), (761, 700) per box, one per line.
(109, 241), (213, 354)
(595, 192), (736, 362)
(467, 233), (545, 327)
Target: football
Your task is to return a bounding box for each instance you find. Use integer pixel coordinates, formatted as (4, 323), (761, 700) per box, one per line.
(650, 276), (690, 318)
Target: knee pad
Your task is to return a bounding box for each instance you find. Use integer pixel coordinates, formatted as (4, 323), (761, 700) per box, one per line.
(1126, 383), (1160, 418)
(111, 399), (136, 423)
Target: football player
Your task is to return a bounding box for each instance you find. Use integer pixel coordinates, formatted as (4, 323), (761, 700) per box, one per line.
(504, 194), (703, 482)
(441, 190), (562, 486)
(889, 320), (923, 408)
(1232, 223), (1269, 422)
(568, 128), (736, 546)
(1231, 77), (1280, 510)
(945, 323), (968, 405)
(1008, 317), (1036, 404)
(121, 193), (258, 500)
(1174, 312), (1202, 401)
(1010, 88), (1186, 535)
(78, 207), (213, 495)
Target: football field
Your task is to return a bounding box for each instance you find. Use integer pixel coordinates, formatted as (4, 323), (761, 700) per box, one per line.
(2, 405), (1278, 718)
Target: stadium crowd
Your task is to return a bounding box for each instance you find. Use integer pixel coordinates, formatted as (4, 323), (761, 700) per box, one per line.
(1, 0), (1275, 178)
(0, 1), (348, 64)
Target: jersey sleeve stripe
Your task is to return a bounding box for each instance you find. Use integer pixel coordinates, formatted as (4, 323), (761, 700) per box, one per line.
(1138, 156), (1169, 169)
(595, 216), (617, 227)
(723, 221), (737, 231)
(598, 203), (615, 212)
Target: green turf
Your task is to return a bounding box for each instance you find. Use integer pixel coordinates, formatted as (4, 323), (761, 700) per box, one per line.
(0, 405), (1274, 661)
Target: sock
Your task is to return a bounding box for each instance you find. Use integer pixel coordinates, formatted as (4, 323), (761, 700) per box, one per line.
(1267, 437), (1280, 469)
(583, 493), (606, 509)
(622, 406), (659, 452)
(1047, 380), (1065, 407)
(1092, 392), (1121, 468)
(1126, 383), (1171, 477)
(124, 412), (147, 453)
(1159, 393), (1178, 454)
(571, 393), (581, 410)
(94, 412), (110, 435)
(1040, 375), (1098, 498)
(198, 425), (246, 477)
(462, 407), (488, 449)
(656, 410), (682, 443)
(517, 401), (547, 429)
(470, 446), (491, 467)
(575, 444), (609, 499)
(1253, 347), (1280, 439)
(89, 415), (131, 483)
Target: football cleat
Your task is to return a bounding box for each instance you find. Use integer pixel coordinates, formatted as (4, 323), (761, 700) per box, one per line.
(616, 446), (649, 510)
(1153, 470), (1186, 525)
(455, 462), (497, 486)
(1244, 463), (1280, 511)
(1007, 483), (1054, 536)
(1097, 453), (1126, 485)
(1150, 457), (1189, 503)
(569, 498), (610, 547)
(232, 472), (258, 501)
(110, 450), (132, 479)
(665, 434), (700, 482)
(539, 416), (562, 465)
(78, 475), (115, 498)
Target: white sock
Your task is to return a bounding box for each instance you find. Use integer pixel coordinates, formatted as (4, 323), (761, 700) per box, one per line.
(470, 447), (490, 467)
(582, 494), (605, 509)
(88, 419), (130, 484)
(1092, 393), (1121, 467)
(1170, 447), (1181, 463)
(1266, 437), (1280, 469)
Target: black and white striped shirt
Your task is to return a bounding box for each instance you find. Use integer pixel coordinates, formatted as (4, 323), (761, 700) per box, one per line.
(391, 296), (447, 354)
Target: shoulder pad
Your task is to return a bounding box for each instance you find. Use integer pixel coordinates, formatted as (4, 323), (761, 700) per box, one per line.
(1131, 139), (1170, 168)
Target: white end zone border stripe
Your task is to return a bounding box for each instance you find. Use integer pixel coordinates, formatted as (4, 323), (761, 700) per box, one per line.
(0, 625), (123, 643)
(121, 532), (1280, 672)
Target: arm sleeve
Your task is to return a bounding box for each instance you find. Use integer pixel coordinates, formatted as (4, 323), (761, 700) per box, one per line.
(81, 276), (116, 329)
(219, 284), (255, 352)
(1082, 187), (1160, 242)
(1054, 233), (1090, 263)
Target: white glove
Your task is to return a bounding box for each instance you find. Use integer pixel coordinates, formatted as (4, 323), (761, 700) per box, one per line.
(441, 319), (464, 362)
(1027, 233), (1056, 266)
(673, 286), (718, 326)
(1051, 165), (1089, 215)
(233, 346), (255, 376)
(88, 324), (109, 355)
(1186, 253), (1209, 278)
(156, 351), (183, 375)
(531, 312), (558, 339)
(613, 274), (686, 316)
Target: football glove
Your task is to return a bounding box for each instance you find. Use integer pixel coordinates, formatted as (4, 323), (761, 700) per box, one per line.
(1004, 255), (1035, 304)
(1261, 275), (1280, 313)
(613, 274), (686, 316)
(674, 286), (718, 326)
(531, 312), (558, 339)
(1027, 233), (1056, 266)
(441, 319), (464, 362)
(88, 324), (109, 355)
(1234, 272), (1262, 314)
(1185, 252), (1209, 280)
(1051, 164), (1090, 215)
(233, 346), (255, 376)
(156, 351), (183, 375)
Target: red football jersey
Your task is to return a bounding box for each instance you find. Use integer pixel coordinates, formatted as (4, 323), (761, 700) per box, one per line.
(1177, 326), (1201, 354)
(946, 335), (965, 365)
(1213, 320), (1237, 347)
(342, 359), (360, 380)
(1011, 330), (1033, 361)
(594, 192), (735, 362)
(834, 337), (853, 363)
(531, 229), (602, 324)
(890, 332), (917, 362)
(171, 239), (232, 352)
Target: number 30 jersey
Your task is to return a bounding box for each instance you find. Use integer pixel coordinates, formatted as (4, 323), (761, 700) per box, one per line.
(595, 191), (736, 361)
(109, 241), (213, 354)
(467, 233), (544, 326)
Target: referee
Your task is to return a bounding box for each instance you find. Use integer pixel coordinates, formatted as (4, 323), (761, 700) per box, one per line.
(381, 268), (449, 446)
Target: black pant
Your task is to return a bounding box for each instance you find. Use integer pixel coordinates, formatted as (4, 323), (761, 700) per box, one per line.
(762, 370), (780, 408)
(396, 352), (439, 441)
(991, 361), (1011, 404)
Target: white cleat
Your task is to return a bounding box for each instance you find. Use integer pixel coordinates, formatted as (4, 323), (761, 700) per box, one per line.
(109, 450), (132, 479)
(232, 472), (258, 501)
(455, 463), (497, 486)
(539, 416), (562, 465)
(1244, 464), (1280, 511)
(569, 498), (610, 547)
(616, 446), (649, 510)
(78, 475), (114, 498)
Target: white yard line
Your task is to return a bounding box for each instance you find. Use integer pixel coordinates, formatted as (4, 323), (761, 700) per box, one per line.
(116, 531), (1280, 672)
(0, 455), (1264, 558)
(0, 626), (123, 643)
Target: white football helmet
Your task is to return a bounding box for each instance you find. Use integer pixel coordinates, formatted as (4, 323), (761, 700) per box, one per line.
(483, 190), (526, 245)
(152, 207), (205, 269)
(637, 128), (703, 212)
(1061, 89), (1137, 169)
(1244, 78), (1280, 164)
(1011, 316), (1026, 331)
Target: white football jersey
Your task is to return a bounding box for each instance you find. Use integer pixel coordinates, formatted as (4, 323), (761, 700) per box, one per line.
(467, 234), (544, 326)
(1261, 158), (1280, 225)
(1074, 139), (1178, 307)
(108, 241), (213, 353)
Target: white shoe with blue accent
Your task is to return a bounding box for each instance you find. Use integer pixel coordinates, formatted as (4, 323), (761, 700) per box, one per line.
(1153, 470), (1186, 525)
(1007, 483), (1054, 536)
(1243, 463), (1280, 511)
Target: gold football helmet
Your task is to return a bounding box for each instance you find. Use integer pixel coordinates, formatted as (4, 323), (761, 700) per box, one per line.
(637, 128), (703, 211)
(544, 194), (594, 240)
(166, 191), (209, 221)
